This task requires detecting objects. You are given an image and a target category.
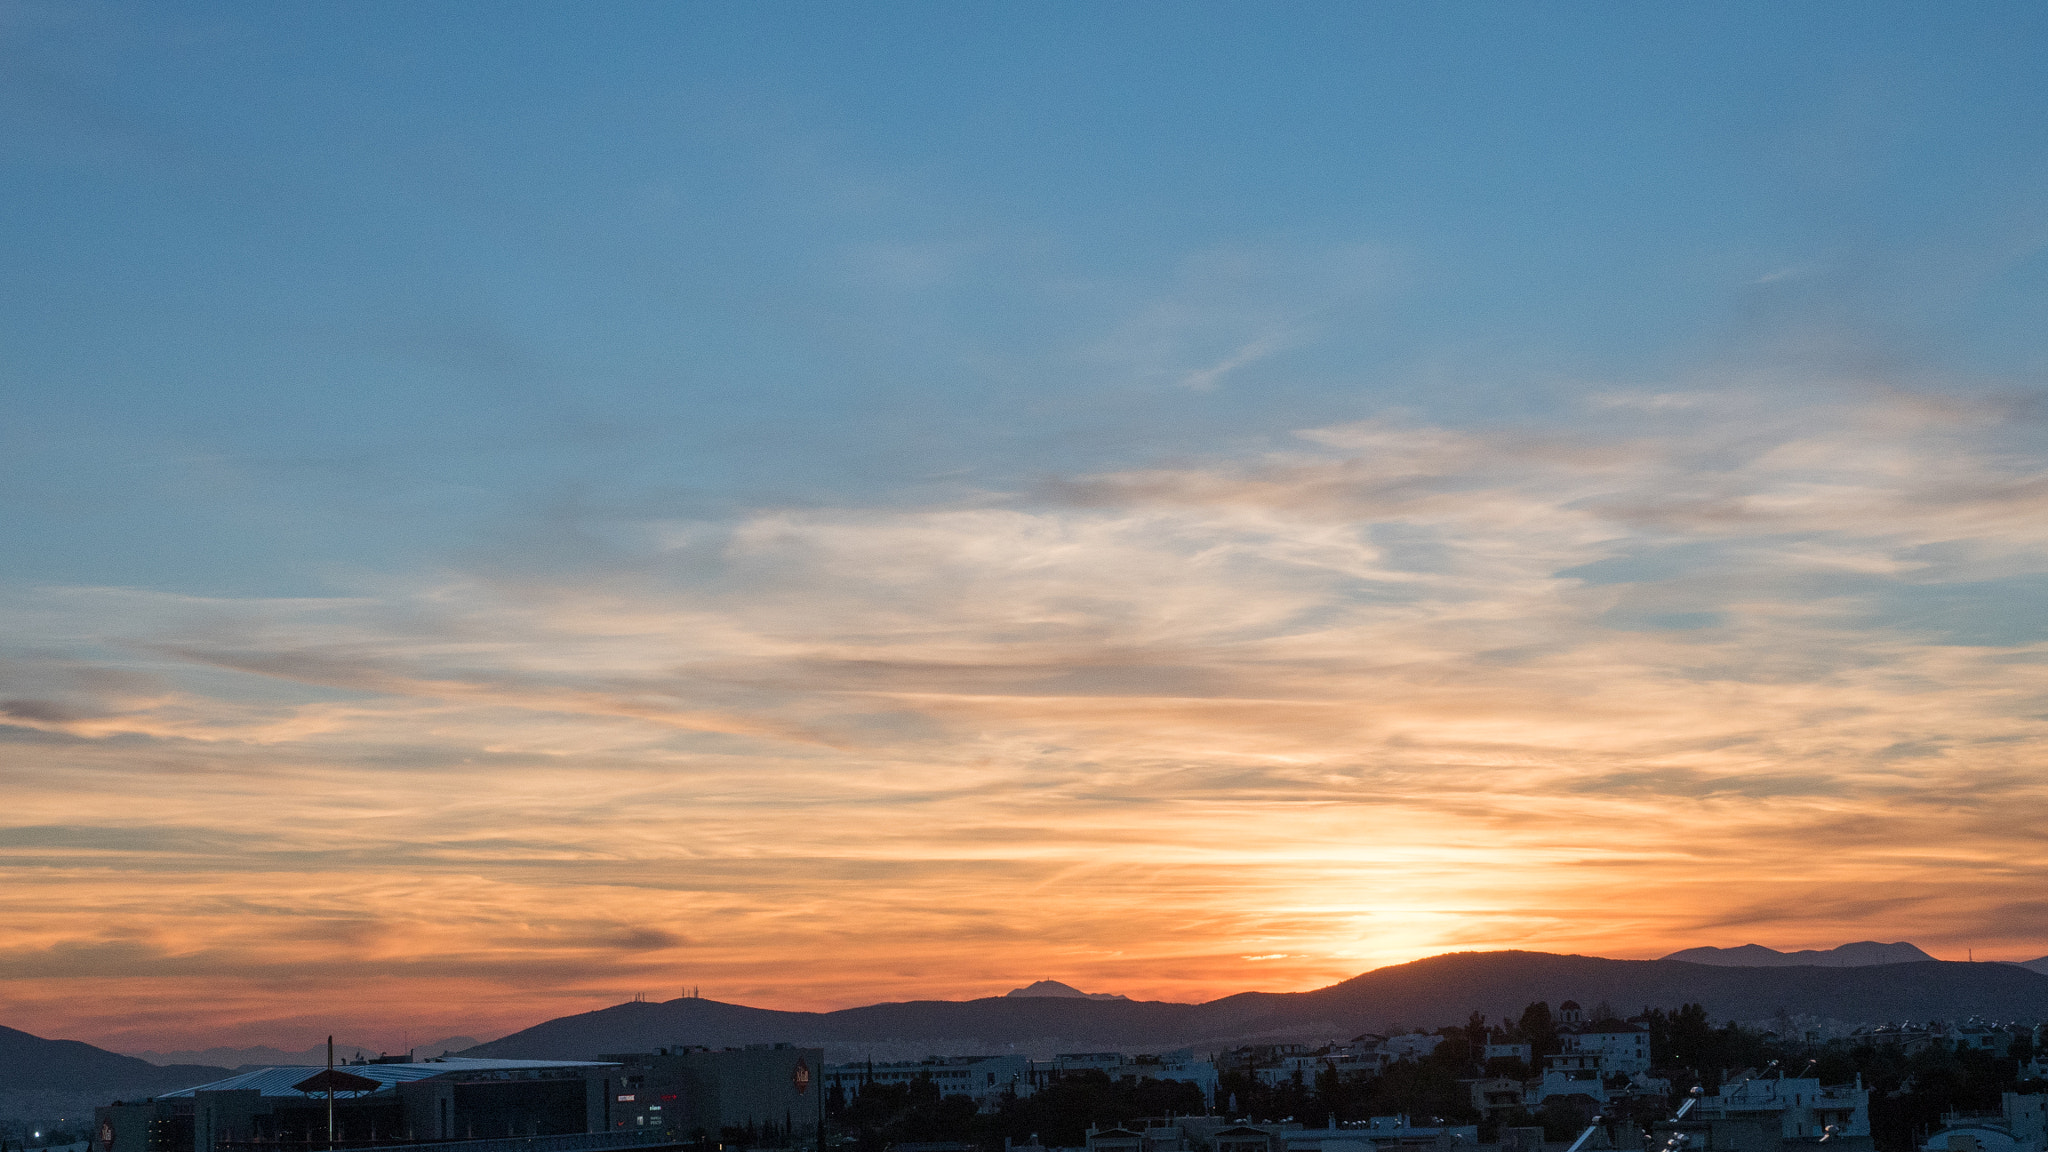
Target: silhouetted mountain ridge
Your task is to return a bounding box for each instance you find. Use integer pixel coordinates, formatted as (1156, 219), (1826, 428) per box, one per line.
(467, 950), (2048, 1060)
(1661, 942), (1938, 967)
(14, 950), (2046, 1106)
(0, 1025), (228, 1095)
(125, 1037), (484, 1069)
(1006, 980), (1129, 1001)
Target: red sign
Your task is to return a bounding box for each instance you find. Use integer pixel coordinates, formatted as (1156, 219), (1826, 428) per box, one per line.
(792, 1058), (811, 1095)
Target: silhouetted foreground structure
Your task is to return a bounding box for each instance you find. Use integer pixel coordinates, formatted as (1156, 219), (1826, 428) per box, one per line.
(597, 1044), (823, 1144)
(93, 1047), (825, 1152)
(95, 1058), (623, 1152)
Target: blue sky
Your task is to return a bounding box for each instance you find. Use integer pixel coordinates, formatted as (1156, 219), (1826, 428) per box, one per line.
(6, 3), (2048, 1049)
(9, 1), (2045, 593)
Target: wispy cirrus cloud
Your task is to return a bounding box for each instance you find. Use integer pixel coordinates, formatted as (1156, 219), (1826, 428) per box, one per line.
(4, 379), (2047, 1048)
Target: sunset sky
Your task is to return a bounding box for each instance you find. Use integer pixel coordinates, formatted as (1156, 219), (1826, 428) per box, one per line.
(6, 2), (2048, 1054)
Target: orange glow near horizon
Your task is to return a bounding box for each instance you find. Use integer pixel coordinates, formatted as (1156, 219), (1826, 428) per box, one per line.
(5, 387), (2047, 1054)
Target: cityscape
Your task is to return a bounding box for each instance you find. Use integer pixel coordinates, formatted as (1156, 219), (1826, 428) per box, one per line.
(6, 947), (2048, 1152)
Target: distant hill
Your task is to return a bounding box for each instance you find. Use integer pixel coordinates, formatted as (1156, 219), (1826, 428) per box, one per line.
(1661, 942), (1938, 967)
(2014, 957), (2048, 976)
(1005, 980), (1130, 1001)
(467, 950), (2048, 1061)
(0, 1025), (228, 1096)
(126, 1037), (483, 1069)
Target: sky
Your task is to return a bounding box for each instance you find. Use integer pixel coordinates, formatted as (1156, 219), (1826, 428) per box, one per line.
(4, 1), (2048, 1054)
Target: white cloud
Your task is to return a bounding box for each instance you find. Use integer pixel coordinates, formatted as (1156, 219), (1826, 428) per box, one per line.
(4, 380), (2048, 1041)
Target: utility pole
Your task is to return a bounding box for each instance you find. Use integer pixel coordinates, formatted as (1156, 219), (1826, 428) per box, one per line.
(326, 1037), (336, 1152)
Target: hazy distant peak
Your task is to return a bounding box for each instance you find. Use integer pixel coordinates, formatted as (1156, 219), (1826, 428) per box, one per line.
(1663, 941), (1936, 967)
(126, 1036), (485, 1067)
(2011, 956), (2048, 976)
(1004, 979), (1130, 1001)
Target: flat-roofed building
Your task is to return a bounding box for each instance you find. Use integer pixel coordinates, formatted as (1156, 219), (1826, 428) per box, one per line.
(96, 1057), (622, 1152)
(599, 1044), (824, 1142)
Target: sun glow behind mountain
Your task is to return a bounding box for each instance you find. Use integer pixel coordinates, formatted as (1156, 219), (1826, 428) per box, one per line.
(3, 4), (2047, 1053)
(8, 384), (2047, 1048)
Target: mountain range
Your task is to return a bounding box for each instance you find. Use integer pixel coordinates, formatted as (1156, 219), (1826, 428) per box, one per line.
(1658, 942), (2048, 977)
(1660, 941), (1939, 967)
(0, 1025), (228, 1096)
(466, 949), (2048, 1062)
(15, 947), (2048, 1119)
(126, 1036), (484, 1069)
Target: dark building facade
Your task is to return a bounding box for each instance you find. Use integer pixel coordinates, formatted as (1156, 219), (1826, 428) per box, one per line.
(96, 1058), (622, 1152)
(598, 1045), (825, 1142)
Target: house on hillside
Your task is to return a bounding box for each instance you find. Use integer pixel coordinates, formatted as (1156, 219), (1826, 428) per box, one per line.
(1686, 1074), (1870, 1142)
(1563, 1020), (1652, 1075)
(1468, 1077), (1525, 1118)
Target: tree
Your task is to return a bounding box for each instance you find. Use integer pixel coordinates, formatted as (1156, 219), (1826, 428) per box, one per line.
(984, 1071), (1204, 1150)
(1466, 1013), (1490, 1051)
(1516, 1002), (1559, 1058)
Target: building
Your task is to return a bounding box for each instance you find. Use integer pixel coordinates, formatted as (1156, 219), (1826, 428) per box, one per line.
(1920, 1095), (2048, 1152)
(1048, 1052), (1218, 1097)
(1276, 1117), (1478, 1152)
(1484, 1040), (1532, 1066)
(1690, 1076), (1869, 1142)
(598, 1044), (824, 1141)
(1378, 1036), (1444, 1062)
(1563, 1021), (1652, 1076)
(1653, 1074), (1873, 1152)
(1467, 1077), (1525, 1118)
(1531, 1052), (1609, 1105)
(1946, 1023), (2017, 1057)
(1213, 1128), (1276, 1152)
(1087, 1128), (1147, 1152)
(825, 1054), (1034, 1106)
(1058, 1054), (1130, 1075)
(96, 1057), (622, 1152)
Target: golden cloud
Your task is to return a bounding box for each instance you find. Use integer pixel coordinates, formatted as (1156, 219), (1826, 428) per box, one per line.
(3, 383), (2046, 1049)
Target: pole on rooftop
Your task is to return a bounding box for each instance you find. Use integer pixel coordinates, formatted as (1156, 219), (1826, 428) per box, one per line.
(326, 1037), (335, 1152)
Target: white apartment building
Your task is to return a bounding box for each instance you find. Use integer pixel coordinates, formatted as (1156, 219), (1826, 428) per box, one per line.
(1691, 1075), (1870, 1141)
(1276, 1117), (1479, 1152)
(1530, 1052), (1610, 1105)
(1561, 1021), (1652, 1075)
(825, 1054), (1033, 1105)
(1378, 1034), (1444, 1061)
(1921, 1094), (2048, 1152)
(1484, 1040), (1532, 1064)
(1051, 1050), (1218, 1096)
